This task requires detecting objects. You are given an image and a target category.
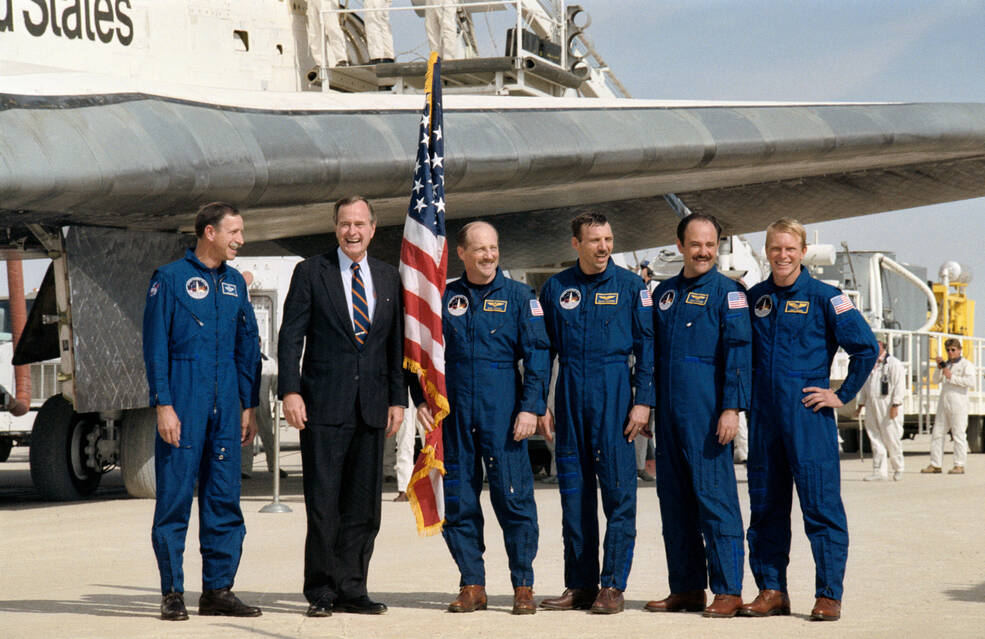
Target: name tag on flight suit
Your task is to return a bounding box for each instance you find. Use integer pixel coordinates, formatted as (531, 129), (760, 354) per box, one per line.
(685, 292), (708, 305)
(785, 300), (810, 314)
(483, 299), (507, 312)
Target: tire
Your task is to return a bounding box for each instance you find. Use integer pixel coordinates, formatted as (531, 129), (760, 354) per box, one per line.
(29, 395), (102, 501)
(841, 428), (859, 454)
(120, 407), (157, 498)
(841, 428), (872, 454)
(966, 416), (984, 454)
(0, 437), (12, 462)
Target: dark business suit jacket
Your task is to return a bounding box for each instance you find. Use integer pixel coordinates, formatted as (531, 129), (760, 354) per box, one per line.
(277, 250), (405, 425)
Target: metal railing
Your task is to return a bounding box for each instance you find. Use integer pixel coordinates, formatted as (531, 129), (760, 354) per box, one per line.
(315, 0), (567, 92)
(864, 328), (985, 434)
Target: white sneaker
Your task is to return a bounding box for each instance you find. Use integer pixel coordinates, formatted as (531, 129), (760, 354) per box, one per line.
(863, 473), (887, 482)
(893, 470), (903, 481)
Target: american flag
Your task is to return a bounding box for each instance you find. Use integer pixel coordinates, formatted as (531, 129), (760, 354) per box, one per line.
(399, 53), (449, 536)
(727, 291), (748, 309)
(831, 294), (854, 315)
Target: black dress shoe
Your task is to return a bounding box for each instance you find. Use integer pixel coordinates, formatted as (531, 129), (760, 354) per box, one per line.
(161, 592), (188, 621)
(305, 602), (333, 617)
(334, 596), (387, 614)
(198, 587), (262, 617)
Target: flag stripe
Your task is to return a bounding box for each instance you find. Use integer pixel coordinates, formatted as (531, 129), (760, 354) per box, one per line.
(403, 314), (446, 376)
(402, 215), (446, 266)
(401, 52), (449, 536)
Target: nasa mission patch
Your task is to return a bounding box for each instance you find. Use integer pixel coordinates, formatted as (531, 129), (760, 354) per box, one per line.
(186, 277), (209, 300)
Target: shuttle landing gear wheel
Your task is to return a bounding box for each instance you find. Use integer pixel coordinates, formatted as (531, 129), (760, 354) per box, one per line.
(121, 408), (157, 498)
(0, 437), (12, 462)
(29, 395), (102, 500)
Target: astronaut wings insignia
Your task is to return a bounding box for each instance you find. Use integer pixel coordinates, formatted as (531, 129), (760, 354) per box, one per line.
(483, 299), (507, 312)
(595, 292), (618, 305)
(784, 300), (810, 314)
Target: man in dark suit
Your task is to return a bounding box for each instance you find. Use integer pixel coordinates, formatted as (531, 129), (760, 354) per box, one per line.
(278, 195), (406, 617)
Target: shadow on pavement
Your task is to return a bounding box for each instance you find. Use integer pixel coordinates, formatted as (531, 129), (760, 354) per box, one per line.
(0, 585), (526, 616)
(944, 581), (985, 602)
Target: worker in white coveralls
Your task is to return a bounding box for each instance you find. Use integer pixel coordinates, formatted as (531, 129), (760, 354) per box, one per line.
(426, 0), (461, 60)
(923, 338), (977, 475)
(306, 0), (395, 78)
(853, 341), (906, 481)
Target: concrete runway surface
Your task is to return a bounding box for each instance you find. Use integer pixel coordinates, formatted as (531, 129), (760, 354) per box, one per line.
(2, 433), (984, 638)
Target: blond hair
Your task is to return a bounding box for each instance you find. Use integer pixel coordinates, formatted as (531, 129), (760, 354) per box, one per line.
(766, 217), (807, 249)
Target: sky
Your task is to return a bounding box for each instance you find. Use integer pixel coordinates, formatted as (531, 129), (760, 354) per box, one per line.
(582, 0), (985, 334)
(3, 0), (984, 327)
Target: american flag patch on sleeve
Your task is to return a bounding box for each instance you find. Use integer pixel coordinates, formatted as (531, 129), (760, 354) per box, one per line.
(640, 290), (653, 307)
(831, 294), (854, 314)
(727, 291), (748, 309)
(529, 299), (544, 317)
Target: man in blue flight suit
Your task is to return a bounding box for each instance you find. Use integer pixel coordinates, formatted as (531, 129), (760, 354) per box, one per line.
(645, 213), (751, 618)
(416, 221), (550, 615)
(143, 202), (262, 621)
(740, 217), (877, 622)
(537, 212), (654, 615)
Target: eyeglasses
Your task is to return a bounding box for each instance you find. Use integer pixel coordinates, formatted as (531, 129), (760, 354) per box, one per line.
(946, 348), (960, 352)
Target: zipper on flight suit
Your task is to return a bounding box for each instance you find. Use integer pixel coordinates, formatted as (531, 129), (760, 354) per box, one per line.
(212, 271), (221, 416)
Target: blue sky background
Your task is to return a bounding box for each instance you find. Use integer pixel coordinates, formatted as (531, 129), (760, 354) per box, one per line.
(581, 0), (985, 333)
(4, 0), (984, 329)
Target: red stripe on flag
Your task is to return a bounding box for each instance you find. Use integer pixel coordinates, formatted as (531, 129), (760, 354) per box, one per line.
(400, 240), (444, 287)
(403, 289), (444, 344)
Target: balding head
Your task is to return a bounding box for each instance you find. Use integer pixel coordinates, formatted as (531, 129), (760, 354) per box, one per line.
(456, 221), (499, 285)
(456, 221), (498, 250)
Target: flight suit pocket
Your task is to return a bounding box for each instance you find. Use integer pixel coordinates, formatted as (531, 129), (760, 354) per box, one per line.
(443, 462), (461, 514)
(210, 442), (236, 490)
(503, 442), (533, 500)
(555, 451), (580, 495)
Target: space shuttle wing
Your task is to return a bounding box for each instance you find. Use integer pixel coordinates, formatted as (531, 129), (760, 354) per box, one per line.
(1, 88), (983, 265)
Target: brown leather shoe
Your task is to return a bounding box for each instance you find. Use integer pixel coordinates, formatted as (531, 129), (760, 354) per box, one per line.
(921, 464), (942, 474)
(703, 594), (743, 618)
(737, 589), (791, 617)
(809, 596), (841, 621)
(643, 589), (706, 612)
(448, 585), (487, 613)
(589, 587), (624, 614)
(539, 588), (598, 611)
(949, 465), (965, 475)
(512, 586), (536, 615)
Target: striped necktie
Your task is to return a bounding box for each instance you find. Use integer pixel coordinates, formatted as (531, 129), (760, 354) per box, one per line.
(351, 262), (370, 344)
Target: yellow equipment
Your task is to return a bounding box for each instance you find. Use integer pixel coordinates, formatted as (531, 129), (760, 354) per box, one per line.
(930, 280), (975, 363)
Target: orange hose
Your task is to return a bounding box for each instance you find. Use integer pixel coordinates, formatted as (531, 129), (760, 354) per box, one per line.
(6, 259), (31, 406)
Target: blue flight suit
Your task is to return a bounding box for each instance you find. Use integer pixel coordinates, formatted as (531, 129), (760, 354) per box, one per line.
(143, 248), (260, 595)
(746, 267), (876, 601)
(431, 268), (550, 588)
(540, 259), (655, 591)
(652, 266), (750, 596)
